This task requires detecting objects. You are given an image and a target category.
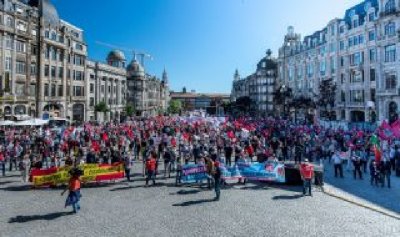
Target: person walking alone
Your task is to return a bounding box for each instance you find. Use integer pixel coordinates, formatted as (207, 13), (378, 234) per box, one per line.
(62, 168), (83, 214)
(213, 161), (222, 201)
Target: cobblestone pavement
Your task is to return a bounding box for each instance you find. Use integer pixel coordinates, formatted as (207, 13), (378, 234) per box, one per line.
(322, 159), (400, 216)
(0, 163), (399, 237)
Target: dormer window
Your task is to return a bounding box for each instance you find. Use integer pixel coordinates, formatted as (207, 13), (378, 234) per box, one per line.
(353, 19), (359, 28)
(385, 0), (396, 14)
(368, 12), (375, 21)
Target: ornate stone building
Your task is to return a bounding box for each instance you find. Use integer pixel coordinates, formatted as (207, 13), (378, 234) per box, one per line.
(278, 0), (400, 123)
(86, 50), (127, 122)
(231, 50), (278, 115)
(0, 0), (88, 121)
(126, 58), (169, 116)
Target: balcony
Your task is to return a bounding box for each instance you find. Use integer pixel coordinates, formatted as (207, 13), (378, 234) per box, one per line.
(380, 10), (400, 18)
(347, 102), (365, 107)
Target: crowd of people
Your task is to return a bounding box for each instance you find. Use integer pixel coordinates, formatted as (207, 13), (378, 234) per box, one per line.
(0, 116), (399, 210)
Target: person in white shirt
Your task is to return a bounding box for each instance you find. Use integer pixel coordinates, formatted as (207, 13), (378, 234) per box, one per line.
(332, 150), (344, 178)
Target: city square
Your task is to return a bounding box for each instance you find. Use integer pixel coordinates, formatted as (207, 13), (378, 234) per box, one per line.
(0, 0), (400, 237)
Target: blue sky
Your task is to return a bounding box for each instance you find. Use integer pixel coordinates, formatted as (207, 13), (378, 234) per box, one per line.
(53, 0), (361, 93)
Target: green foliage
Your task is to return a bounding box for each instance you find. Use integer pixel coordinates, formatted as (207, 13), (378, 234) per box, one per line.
(94, 101), (109, 113)
(125, 104), (135, 116)
(168, 99), (182, 114)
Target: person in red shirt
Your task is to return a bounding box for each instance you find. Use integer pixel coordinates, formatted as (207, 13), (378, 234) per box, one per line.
(0, 150), (5, 176)
(145, 151), (157, 187)
(62, 168), (83, 213)
(300, 159), (314, 196)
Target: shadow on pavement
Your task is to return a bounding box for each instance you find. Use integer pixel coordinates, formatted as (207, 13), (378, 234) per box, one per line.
(8, 212), (74, 223)
(109, 185), (145, 192)
(172, 198), (216, 207)
(0, 181), (16, 185)
(175, 189), (201, 195)
(272, 194), (303, 200)
(0, 185), (32, 192)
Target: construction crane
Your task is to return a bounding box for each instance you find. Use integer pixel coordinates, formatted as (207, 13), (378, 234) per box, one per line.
(95, 41), (153, 67)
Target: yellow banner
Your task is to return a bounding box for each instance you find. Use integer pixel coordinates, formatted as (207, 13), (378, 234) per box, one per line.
(32, 163), (124, 187)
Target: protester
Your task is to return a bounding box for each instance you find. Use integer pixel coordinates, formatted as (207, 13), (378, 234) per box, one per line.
(62, 168), (83, 214)
(124, 152), (133, 182)
(20, 155), (31, 182)
(300, 159), (314, 196)
(332, 150), (344, 178)
(145, 151), (157, 187)
(213, 160), (222, 201)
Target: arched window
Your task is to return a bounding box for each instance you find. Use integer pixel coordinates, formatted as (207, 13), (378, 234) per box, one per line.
(385, 0), (396, 13)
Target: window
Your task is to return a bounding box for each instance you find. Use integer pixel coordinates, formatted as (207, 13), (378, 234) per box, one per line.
(45, 46), (50, 59)
(51, 48), (57, 60)
(370, 69), (376, 81)
(348, 37), (353, 47)
(330, 57), (336, 74)
(58, 67), (64, 78)
(75, 43), (83, 51)
(320, 59), (326, 76)
(385, 44), (396, 62)
(45, 65), (49, 77)
(339, 25), (345, 34)
(368, 30), (375, 41)
(74, 55), (84, 66)
(31, 45), (38, 55)
(51, 66), (56, 78)
(16, 21), (26, 32)
(45, 30), (50, 38)
(90, 97), (95, 106)
(329, 43), (335, 52)
(67, 69), (71, 79)
(353, 19), (359, 28)
(6, 16), (13, 27)
(369, 12), (375, 21)
(16, 61), (26, 74)
(15, 83), (24, 96)
(385, 0), (396, 14)
(5, 57), (11, 71)
(44, 84), (49, 96)
(371, 89), (376, 102)
(101, 85), (105, 93)
(359, 35), (364, 44)
(351, 70), (363, 83)
(73, 86), (84, 96)
(350, 90), (364, 103)
(16, 41), (25, 52)
(341, 73), (345, 84)
(90, 83), (94, 93)
(339, 41), (345, 51)
(340, 56), (345, 67)
(385, 73), (397, 90)
(74, 71), (84, 81)
(67, 86), (70, 96)
(108, 85), (111, 93)
(51, 32), (57, 41)
(350, 52), (363, 66)
(30, 63), (36, 75)
(385, 22), (396, 36)
(30, 84), (36, 97)
(59, 51), (64, 62)
(58, 85), (63, 97)
(90, 74), (95, 80)
(51, 84), (56, 97)
(353, 36), (359, 46)
(5, 36), (12, 49)
(341, 91), (346, 102)
(369, 49), (376, 62)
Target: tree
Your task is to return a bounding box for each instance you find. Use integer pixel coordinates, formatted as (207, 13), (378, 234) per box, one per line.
(125, 103), (135, 117)
(94, 101), (109, 121)
(318, 79), (337, 120)
(235, 96), (252, 115)
(168, 99), (182, 115)
(273, 86), (293, 117)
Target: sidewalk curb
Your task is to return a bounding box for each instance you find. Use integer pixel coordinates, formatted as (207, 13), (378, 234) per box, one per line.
(322, 186), (400, 220)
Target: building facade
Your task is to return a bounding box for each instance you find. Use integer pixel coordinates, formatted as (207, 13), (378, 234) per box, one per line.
(0, 0), (88, 121)
(86, 50), (127, 122)
(170, 91), (230, 115)
(231, 50), (278, 115)
(0, 0), (169, 122)
(278, 0), (400, 123)
(126, 58), (169, 116)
